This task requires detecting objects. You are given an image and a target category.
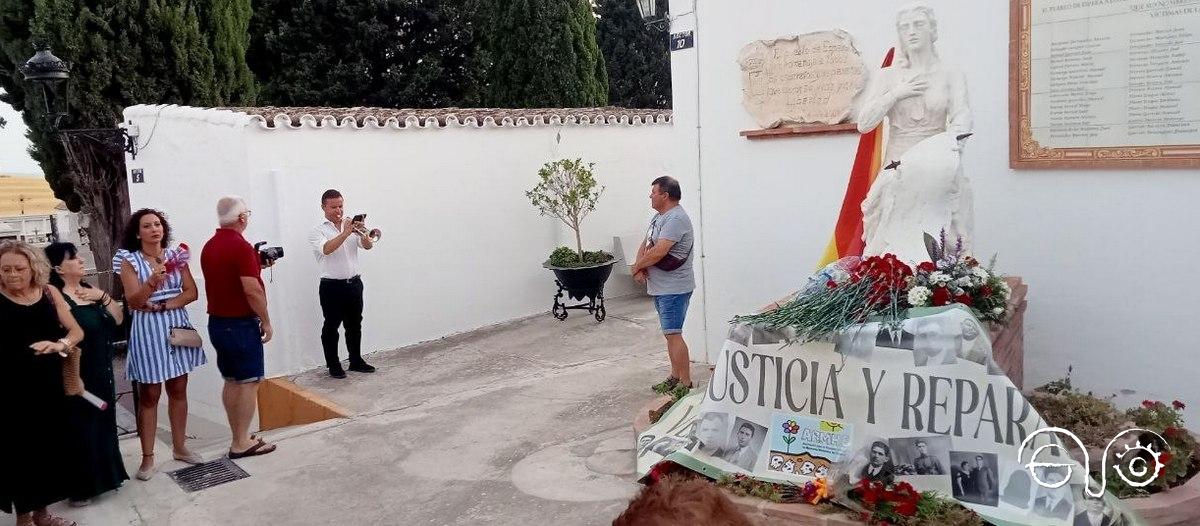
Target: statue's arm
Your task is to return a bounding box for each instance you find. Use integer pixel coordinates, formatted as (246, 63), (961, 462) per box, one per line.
(856, 69), (897, 133)
(945, 70), (973, 136)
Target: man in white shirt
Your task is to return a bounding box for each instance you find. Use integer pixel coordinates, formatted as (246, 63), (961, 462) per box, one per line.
(307, 189), (376, 378)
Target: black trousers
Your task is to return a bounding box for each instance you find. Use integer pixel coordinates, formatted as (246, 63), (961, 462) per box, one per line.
(319, 276), (364, 369)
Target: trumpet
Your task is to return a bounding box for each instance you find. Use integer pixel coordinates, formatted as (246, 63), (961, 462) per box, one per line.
(351, 214), (383, 243)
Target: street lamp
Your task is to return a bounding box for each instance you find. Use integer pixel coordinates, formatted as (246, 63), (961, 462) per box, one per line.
(18, 45), (69, 131)
(20, 44), (137, 156)
(18, 43), (137, 297)
(635, 0), (669, 30)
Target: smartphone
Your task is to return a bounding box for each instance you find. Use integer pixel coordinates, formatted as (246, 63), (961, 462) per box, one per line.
(351, 214), (366, 223)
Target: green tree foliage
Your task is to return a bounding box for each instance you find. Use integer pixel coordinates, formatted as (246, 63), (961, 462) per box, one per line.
(481, 0), (608, 108)
(0, 0), (255, 207)
(249, 0), (486, 108)
(596, 0), (670, 109)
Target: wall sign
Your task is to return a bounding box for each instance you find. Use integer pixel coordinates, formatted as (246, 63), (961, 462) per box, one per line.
(671, 30), (695, 51)
(1010, 0), (1200, 168)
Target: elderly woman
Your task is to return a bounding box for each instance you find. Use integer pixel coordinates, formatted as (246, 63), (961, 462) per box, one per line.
(45, 242), (130, 505)
(857, 2), (975, 263)
(115, 209), (205, 480)
(0, 241), (85, 526)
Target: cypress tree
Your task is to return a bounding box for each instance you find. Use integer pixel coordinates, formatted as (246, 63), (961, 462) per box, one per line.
(199, 0), (257, 104)
(0, 0), (254, 291)
(249, 0), (485, 108)
(481, 0), (609, 108)
(0, 0), (255, 205)
(596, 0), (670, 109)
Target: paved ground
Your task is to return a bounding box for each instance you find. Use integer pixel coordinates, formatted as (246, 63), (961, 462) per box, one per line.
(59, 295), (708, 526)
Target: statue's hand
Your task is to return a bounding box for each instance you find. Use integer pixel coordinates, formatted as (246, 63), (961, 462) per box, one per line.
(892, 74), (929, 100)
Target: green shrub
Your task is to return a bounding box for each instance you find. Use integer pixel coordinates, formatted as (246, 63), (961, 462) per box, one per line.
(547, 246), (613, 268)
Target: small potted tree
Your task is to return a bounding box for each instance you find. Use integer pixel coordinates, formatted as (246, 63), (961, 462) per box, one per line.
(527, 158), (618, 321)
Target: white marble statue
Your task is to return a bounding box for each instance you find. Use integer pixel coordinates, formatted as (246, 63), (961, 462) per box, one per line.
(856, 3), (974, 264)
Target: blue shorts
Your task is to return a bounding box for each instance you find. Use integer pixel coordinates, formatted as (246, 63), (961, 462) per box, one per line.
(208, 316), (265, 383)
(653, 292), (693, 335)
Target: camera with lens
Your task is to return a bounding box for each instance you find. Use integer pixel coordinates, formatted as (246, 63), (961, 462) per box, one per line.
(254, 241), (285, 266)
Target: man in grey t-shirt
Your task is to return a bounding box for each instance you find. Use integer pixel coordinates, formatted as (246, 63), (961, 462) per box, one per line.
(631, 176), (696, 392)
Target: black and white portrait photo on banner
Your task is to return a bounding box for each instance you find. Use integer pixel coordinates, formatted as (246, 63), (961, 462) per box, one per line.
(1025, 466), (1074, 521)
(1071, 483), (1130, 526)
(690, 411), (730, 456)
(843, 436), (898, 487)
(645, 436), (689, 458)
(999, 462), (1035, 509)
(910, 315), (959, 367)
(889, 436), (951, 476)
(721, 418), (767, 471)
(950, 451), (999, 507)
(875, 322), (916, 351)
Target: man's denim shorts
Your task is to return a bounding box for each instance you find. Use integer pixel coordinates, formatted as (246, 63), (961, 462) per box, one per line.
(653, 291), (693, 335)
(209, 316), (265, 383)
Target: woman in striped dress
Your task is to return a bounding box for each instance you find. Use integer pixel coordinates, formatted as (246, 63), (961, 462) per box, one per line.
(115, 209), (206, 481)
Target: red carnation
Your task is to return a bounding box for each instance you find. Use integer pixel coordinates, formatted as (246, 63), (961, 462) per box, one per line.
(955, 293), (972, 305)
(932, 287), (951, 306)
(895, 500), (918, 516)
(980, 286), (993, 297)
(1173, 400), (1186, 410)
(917, 261), (936, 273)
(827, 280), (838, 289)
(1159, 452), (1174, 476)
(1143, 400), (1156, 409)
(1165, 426), (1179, 439)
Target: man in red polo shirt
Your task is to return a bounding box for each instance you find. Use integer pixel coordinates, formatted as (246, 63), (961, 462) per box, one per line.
(200, 196), (276, 459)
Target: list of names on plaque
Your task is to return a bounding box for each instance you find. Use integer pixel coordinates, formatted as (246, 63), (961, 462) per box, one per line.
(1029, 0), (1200, 149)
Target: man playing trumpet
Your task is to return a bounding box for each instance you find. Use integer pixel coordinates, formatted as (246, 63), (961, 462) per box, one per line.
(307, 189), (376, 378)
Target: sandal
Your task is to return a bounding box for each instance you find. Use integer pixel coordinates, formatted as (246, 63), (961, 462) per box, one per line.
(136, 453), (156, 481)
(228, 438), (277, 459)
(652, 376), (681, 393)
(31, 510), (76, 526)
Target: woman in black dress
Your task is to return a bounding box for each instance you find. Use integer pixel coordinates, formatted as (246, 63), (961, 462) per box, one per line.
(45, 242), (130, 505)
(0, 241), (85, 526)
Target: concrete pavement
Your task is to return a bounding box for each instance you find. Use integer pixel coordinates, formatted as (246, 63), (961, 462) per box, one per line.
(57, 295), (708, 526)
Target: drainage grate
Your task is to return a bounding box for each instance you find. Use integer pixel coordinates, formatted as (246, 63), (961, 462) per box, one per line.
(167, 457), (250, 492)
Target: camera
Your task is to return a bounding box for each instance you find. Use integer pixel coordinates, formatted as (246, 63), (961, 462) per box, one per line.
(254, 241), (285, 266)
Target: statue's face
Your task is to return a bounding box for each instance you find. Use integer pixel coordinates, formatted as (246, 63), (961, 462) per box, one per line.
(897, 11), (935, 52)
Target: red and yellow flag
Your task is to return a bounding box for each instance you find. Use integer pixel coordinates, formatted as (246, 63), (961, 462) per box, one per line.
(817, 48), (896, 268)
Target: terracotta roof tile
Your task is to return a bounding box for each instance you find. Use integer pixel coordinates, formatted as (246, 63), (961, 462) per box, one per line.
(219, 106), (672, 129)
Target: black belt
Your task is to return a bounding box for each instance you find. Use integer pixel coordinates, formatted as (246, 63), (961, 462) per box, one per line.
(321, 275), (361, 284)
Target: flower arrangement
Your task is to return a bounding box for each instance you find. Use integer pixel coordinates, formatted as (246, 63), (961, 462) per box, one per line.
(904, 232), (1010, 323)
(734, 254), (913, 343)
(735, 230), (1010, 339)
(848, 479), (983, 526)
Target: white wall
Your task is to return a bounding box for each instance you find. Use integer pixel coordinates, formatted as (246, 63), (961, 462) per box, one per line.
(672, 0), (1200, 423)
(122, 106), (672, 413)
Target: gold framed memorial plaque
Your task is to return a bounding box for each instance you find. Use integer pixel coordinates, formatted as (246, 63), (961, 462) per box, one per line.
(1010, 0), (1200, 168)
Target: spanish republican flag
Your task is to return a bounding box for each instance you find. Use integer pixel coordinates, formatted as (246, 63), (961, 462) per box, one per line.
(817, 48), (895, 268)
